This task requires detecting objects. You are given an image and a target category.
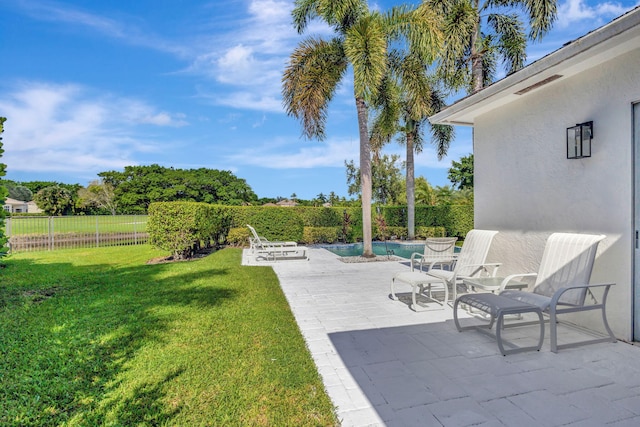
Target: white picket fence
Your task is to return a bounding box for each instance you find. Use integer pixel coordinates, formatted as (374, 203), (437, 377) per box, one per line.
(5, 215), (149, 252)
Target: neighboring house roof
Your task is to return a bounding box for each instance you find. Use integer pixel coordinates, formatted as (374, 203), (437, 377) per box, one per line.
(276, 199), (298, 206)
(4, 197), (28, 206)
(430, 6), (640, 126)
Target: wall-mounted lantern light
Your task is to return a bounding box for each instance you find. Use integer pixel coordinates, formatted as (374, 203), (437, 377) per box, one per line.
(566, 121), (593, 159)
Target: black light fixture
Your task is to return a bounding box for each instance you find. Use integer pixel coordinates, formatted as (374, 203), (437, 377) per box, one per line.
(566, 121), (593, 159)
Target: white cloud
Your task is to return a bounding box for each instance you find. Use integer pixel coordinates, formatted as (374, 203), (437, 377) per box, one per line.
(208, 91), (283, 113)
(189, 0), (338, 112)
(556, 0), (634, 28)
(227, 136), (360, 168)
(0, 81), (187, 175)
(252, 114), (267, 128)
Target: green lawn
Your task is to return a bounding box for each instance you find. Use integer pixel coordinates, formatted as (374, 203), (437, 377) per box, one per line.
(7, 215), (148, 235)
(0, 246), (337, 426)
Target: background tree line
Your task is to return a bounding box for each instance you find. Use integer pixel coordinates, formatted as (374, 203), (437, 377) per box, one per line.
(5, 165), (258, 215)
(4, 155), (473, 216)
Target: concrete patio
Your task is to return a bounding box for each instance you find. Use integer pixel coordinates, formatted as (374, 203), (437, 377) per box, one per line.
(244, 248), (640, 426)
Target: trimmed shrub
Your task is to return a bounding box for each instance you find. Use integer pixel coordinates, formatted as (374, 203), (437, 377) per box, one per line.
(148, 202), (230, 259)
(250, 208), (304, 242)
(302, 227), (341, 244)
(386, 226), (408, 240)
(292, 207), (343, 227)
(448, 205), (474, 238)
(222, 204), (471, 242)
(227, 227), (250, 247)
(415, 226), (447, 238)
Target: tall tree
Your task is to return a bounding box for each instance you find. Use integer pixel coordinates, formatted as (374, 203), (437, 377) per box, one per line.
(414, 176), (437, 205)
(448, 153), (474, 189)
(7, 184), (33, 202)
(0, 118), (8, 258)
(427, 0), (557, 93)
(78, 179), (119, 215)
(99, 165), (257, 213)
(283, 0), (441, 256)
(371, 53), (454, 239)
(345, 154), (404, 205)
(33, 186), (74, 216)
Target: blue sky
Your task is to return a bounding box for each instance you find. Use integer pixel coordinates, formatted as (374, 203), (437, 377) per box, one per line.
(0, 0), (637, 200)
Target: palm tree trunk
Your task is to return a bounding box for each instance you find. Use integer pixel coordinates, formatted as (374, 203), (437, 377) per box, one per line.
(356, 96), (374, 257)
(406, 132), (415, 240)
(471, 0), (483, 93)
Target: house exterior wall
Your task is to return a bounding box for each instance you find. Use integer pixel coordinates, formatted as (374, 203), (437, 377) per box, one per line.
(474, 48), (640, 340)
(3, 198), (29, 213)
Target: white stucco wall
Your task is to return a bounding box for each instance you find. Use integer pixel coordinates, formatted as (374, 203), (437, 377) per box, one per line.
(473, 48), (640, 340)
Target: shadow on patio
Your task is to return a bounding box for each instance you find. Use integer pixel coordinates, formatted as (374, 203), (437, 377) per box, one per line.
(328, 320), (640, 426)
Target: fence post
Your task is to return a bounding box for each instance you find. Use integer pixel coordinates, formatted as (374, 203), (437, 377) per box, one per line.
(134, 215), (138, 245)
(5, 217), (11, 236)
(48, 217), (54, 251)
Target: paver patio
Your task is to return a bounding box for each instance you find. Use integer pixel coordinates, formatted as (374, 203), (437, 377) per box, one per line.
(244, 248), (640, 426)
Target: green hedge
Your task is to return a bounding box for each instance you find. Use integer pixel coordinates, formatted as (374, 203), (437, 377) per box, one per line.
(147, 203), (471, 252)
(302, 227), (341, 244)
(143, 203), (472, 255)
(148, 202), (231, 259)
(221, 205), (472, 243)
(226, 227), (251, 246)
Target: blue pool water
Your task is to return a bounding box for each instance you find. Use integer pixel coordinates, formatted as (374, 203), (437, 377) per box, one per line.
(320, 242), (425, 259)
(320, 241), (462, 259)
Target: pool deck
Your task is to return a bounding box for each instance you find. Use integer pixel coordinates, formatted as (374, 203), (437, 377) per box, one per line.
(243, 248), (640, 426)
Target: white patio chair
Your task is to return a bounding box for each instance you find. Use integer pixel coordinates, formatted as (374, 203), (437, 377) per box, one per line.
(423, 229), (501, 302)
(391, 230), (500, 310)
(410, 237), (458, 272)
(497, 232), (616, 352)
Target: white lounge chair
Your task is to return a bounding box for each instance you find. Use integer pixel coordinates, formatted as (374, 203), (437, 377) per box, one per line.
(246, 224), (308, 261)
(495, 232), (616, 353)
(391, 230), (500, 310)
(410, 237), (458, 272)
(246, 224), (297, 250)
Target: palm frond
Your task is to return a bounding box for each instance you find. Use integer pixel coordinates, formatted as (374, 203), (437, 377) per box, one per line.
(436, 0), (478, 90)
(282, 37), (348, 140)
(488, 13), (526, 73)
(291, 0), (320, 34)
(524, 0), (557, 40)
(479, 35), (497, 88)
(344, 13), (388, 101)
(399, 54), (433, 121)
(318, 0), (368, 33)
(430, 124), (454, 160)
(369, 75), (401, 155)
(409, 2), (444, 62)
(385, 4), (443, 63)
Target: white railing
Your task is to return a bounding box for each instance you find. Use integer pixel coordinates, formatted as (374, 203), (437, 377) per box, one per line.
(5, 215), (149, 252)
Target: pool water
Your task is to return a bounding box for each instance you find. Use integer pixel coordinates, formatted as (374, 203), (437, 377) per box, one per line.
(319, 242), (423, 259)
(321, 241), (462, 259)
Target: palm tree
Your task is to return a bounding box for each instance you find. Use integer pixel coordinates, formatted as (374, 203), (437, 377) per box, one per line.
(426, 0), (557, 93)
(371, 51), (454, 240)
(414, 177), (437, 205)
(283, 1), (441, 256)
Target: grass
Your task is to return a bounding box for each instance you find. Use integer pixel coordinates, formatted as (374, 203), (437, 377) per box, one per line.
(7, 215), (148, 235)
(0, 246), (337, 426)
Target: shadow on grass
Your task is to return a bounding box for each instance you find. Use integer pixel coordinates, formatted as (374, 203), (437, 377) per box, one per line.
(88, 369), (186, 426)
(0, 250), (238, 426)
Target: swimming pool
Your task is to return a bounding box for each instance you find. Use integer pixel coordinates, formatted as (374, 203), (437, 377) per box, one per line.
(320, 242), (427, 259)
